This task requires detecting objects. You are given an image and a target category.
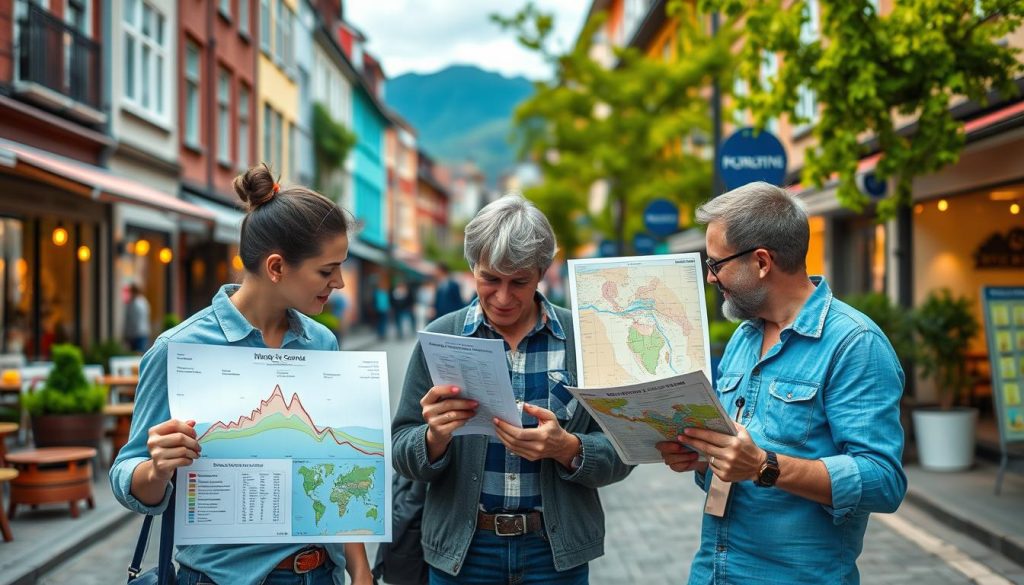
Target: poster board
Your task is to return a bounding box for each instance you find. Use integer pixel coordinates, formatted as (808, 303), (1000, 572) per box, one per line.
(982, 286), (1024, 446)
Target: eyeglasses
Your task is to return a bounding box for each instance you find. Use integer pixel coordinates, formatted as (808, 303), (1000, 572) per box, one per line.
(705, 248), (761, 276)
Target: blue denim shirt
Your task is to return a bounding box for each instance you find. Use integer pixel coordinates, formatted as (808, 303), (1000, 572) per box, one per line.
(690, 277), (906, 585)
(109, 285), (351, 585)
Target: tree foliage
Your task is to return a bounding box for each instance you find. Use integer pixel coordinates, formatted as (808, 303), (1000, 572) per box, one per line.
(313, 102), (357, 200)
(494, 2), (734, 255)
(705, 0), (1024, 219)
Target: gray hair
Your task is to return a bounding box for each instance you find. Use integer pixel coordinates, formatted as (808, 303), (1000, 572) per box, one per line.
(464, 194), (558, 275)
(695, 182), (809, 273)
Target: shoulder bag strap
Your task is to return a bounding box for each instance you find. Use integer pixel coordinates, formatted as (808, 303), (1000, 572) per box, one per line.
(127, 514), (154, 582)
(158, 473), (176, 585)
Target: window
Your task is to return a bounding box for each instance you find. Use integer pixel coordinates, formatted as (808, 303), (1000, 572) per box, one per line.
(185, 41), (202, 148)
(274, 0), (284, 61)
(263, 103), (273, 162)
(262, 103), (283, 168)
(794, 84), (818, 132)
(259, 0), (270, 52)
(123, 0), (168, 122)
(218, 0), (230, 19)
(217, 67), (232, 165)
(238, 0), (249, 35)
(238, 85), (250, 170)
(759, 51), (780, 134)
(732, 77), (747, 126)
(288, 122), (297, 182)
(282, 4), (295, 73)
(800, 0), (820, 44)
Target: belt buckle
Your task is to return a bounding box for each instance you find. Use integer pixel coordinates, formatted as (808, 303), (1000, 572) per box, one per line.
(293, 547), (320, 574)
(494, 513), (528, 537)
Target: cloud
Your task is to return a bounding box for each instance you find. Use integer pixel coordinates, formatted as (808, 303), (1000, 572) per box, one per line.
(345, 0), (587, 80)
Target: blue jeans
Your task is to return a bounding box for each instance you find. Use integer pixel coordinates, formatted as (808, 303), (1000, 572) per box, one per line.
(176, 562), (335, 585)
(428, 529), (589, 585)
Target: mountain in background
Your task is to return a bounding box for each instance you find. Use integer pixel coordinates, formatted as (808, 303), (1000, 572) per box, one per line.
(385, 65), (535, 185)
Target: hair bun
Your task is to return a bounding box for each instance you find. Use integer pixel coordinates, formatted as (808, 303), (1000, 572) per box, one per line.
(233, 164), (278, 210)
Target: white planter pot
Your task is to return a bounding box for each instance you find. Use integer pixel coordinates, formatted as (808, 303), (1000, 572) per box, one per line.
(912, 407), (978, 471)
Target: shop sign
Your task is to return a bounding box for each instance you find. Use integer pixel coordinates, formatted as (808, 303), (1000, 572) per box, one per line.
(857, 172), (887, 199)
(975, 227), (1024, 269)
(718, 127), (788, 190)
(633, 233), (657, 255)
(599, 239), (620, 257)
(643, 199), (680, 237)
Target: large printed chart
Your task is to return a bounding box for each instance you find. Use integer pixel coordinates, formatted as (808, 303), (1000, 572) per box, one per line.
(167, 343), (391, 545)
(567, 254), (712, 388)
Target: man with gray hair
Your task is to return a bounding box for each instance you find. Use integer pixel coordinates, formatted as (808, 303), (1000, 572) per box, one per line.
(656, 182), (906, 584)
(393, 194), (631, 584)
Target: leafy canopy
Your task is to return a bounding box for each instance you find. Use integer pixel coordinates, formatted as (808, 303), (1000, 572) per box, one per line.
(494, 2), (734, 255)
(705, 0), (1024, 219)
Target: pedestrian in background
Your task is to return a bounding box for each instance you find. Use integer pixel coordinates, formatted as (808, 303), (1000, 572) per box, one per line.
(392, 281), (415, 340)
(393, 194), (632, 584)
(374, 278), (391, 341)
(414, 280), (434, 331)
(432, 262), (465, 319)
(124, 283), (151, 352)
(110, 164), (373, 585)
(656, 182), (906, 585)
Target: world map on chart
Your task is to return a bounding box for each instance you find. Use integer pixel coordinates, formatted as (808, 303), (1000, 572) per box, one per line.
(572, 259), (709, 387)
(293, 461), (384, 536)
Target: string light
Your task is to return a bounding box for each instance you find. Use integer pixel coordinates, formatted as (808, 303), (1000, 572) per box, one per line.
(937, 199), (949, 212)
(158, 247), (173, 264)
(77, 245), (91, 262)
(1011, 203), (1021, 215)
(52, 225), (68, 246)
(135, 239), (151, 256)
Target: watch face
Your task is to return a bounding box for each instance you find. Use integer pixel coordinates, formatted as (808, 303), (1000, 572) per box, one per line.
(756, 451), (780, 487)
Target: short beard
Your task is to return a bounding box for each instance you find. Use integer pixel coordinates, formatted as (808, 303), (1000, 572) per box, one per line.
(720, 270), (768, 322)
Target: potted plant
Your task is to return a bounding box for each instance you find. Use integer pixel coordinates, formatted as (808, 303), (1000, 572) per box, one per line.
(22, 344), (108, 448)
(842, 292), (916, 363)
(911, 289), (980, 471)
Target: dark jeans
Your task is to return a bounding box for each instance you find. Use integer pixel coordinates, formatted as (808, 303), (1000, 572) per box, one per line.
(395, 309), (414, 339)
(177, 562), (335, 585)
(428, 529), (589, 585)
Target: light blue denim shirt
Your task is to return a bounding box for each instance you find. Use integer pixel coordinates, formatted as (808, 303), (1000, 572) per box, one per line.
(109, 284), (350, 585)
(690, 277), (907, 585)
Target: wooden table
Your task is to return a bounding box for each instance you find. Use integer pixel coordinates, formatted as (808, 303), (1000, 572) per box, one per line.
(103, 403), (134, 467)
(0, 422), (18, 466)
(0, 467), (17, 541)
(100, 375), (139, 402)
(6, 447), (97, 519)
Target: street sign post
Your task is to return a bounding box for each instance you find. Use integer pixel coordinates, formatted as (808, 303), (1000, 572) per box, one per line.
(633, 233), (656, 255)
(599, 240), (619, 257)
(718, 127), (787, 190)
(643, 199), (680, 238)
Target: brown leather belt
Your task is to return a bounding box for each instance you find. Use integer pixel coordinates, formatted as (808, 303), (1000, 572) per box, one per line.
(477, 511), (543, 536)
(275, 546), (328, 573)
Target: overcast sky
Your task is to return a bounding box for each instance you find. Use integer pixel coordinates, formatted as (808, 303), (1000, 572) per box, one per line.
(344, 1), (589, 80)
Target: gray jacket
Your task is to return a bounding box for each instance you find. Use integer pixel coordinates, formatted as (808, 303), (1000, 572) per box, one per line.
(392, 305), (634, 576)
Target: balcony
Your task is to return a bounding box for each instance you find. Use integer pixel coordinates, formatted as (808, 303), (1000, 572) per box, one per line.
(16, 4), (105, 124)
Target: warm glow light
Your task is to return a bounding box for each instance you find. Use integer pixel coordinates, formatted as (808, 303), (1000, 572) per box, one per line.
(135, 239), (151, 256)
(232, 255), (244, 271)
(77, 245), (91, 262)
(1012, 203), (1021, 215)
(937, 199), (949, 212)
(914, 204), (924, 215)
(158, 247), (173, 264)
(52, 226), (68, 246)
(16, 258), (27, 276)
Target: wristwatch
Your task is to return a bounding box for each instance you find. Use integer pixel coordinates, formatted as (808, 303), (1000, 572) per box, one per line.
(570, 435), (584, 470)
(755, 450), (780, 487)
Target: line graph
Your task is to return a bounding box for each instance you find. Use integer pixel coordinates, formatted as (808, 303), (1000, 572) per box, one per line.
(196, 386), (384, 459)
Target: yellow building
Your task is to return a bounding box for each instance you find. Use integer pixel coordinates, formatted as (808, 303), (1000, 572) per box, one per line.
(258, 0), (301, 182)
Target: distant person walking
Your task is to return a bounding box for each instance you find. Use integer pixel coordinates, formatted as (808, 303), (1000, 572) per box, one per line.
(432, 262), (464, 320)
(392, 282), (414, 340)
(374, 280), (392, 341)
(124, 283), (151, 352)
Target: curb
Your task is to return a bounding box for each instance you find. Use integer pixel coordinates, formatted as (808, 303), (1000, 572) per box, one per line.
(6, 507), (135, 585)
(905, 486), (1024, 567)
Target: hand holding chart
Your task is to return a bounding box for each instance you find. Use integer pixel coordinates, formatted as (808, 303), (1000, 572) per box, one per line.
(417, 331), (522, 436)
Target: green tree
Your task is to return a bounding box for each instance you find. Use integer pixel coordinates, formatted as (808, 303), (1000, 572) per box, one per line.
(706, 0), (1024, 219)
(494, 2), (734, 256)
(313, 102), (357, 201)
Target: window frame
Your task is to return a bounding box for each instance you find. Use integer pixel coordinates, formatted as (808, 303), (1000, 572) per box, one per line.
(184, 40), (202, 149)
(122, 0), (170, 126)
(217, 66), (233, 166)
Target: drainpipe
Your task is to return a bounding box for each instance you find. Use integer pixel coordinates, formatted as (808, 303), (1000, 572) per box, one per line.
(99, 0), (115, 166)
(206, 0), (216, 196)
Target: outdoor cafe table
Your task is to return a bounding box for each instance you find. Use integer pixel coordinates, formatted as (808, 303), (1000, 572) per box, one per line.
(103, 403), (134, 467)
(6, 447), (97, 519)
(100, 374), (139, 402)
(0, 422), (18, 466)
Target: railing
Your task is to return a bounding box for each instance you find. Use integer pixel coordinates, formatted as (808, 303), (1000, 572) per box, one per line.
(17, 4), (101, 111)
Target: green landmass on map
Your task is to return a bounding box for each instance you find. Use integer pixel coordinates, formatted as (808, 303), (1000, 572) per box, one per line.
(297, 464), (334, 524)
(593, 400), (722, 439)
(329, 465), (377, 520)
(626, 325), (665, 374)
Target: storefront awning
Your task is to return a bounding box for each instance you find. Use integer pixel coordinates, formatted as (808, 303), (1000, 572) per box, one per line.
(183, 194), (244, 244)
(348, 237), (388, 264)
(667, 228), (707, 254)
(0, 138), (215, 223)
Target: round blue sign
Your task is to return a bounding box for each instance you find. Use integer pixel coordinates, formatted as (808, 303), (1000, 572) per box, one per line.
(599, 240), (619, 257)
(719, 128), (788, 190)
(643, 199), (680, 237)
(633, 233), (656, 255)
(857, 172), (887, 199)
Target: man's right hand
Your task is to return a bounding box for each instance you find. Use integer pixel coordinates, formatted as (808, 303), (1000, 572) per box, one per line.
(421, 385), (477, 462)
(146, 419), (201, 482)
(656, 441), (707, 474)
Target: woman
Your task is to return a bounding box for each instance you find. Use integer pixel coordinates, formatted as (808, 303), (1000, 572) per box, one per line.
(110, 164), (372, 585)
